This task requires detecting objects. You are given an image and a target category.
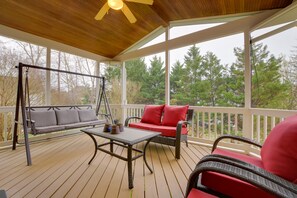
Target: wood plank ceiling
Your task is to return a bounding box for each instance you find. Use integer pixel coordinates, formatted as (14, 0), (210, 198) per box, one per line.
(0, 0), (293, 59)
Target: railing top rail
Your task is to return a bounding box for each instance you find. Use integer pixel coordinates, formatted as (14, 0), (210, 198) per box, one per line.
(251, 108), (297, 117)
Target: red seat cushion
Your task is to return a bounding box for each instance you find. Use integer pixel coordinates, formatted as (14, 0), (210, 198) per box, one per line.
(213, 148), (264, 168)
(261, 115), (297, 183)
(201, 171), (276, 198)
(187, 188), (218, 198)
(162, 105), (189, 126)
(201, 149), (275, 198)
(129, 122), (187, 137)
(140, 105), (165, 125)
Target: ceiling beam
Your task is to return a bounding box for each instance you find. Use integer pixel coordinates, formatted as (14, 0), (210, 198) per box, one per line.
(118, 26), (165, 55)
(251, 20), (297, 43)
(114, 10), (278, 62)
(169, 11), (262, 27)
(251, 0), (297, 31)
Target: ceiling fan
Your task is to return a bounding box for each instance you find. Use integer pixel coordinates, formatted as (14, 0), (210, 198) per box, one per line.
(95, 0), (153, 23)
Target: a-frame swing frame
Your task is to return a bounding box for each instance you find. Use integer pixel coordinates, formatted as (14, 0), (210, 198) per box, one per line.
(12, 62), (113, 166)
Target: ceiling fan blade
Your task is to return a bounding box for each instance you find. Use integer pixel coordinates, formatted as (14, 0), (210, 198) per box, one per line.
(125, 0), (153, 5)
(122, 3), (137, 23)
(94, 2), (110, 20)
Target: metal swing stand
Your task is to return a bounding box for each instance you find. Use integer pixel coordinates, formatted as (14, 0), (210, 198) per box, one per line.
(12, 62), (113, 166)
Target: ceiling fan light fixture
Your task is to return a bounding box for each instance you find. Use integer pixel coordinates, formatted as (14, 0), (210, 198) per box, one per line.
(108, 0), (124, 10)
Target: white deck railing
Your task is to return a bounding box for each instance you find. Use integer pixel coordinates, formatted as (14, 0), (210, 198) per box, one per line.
(1, 105), (296, 148)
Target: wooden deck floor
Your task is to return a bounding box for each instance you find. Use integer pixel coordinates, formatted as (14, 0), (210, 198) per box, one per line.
(0, 133), (211, 198)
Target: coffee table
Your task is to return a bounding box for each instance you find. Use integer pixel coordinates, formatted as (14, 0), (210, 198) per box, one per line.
(81, 126), (161, 189)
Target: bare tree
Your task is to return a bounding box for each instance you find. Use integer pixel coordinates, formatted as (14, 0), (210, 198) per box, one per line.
(0, 42), (19, 106)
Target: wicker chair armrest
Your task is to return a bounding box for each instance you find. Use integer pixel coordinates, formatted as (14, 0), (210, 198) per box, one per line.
(212, 134), (262, 152)
(124, 116), (141, 127)
(177, 120), (190, 125)
(186, 159), (297, 198)
(198, 154), (297, 193)
(176, 120), (189, 134)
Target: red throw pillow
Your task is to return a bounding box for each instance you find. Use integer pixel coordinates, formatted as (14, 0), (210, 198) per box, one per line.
(261, 115), (297, 183)
(140, 105), (165, 125)
(161, 105), (189, 127)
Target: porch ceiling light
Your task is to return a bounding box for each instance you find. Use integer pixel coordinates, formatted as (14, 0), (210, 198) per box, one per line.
(108, 0), (123, 10)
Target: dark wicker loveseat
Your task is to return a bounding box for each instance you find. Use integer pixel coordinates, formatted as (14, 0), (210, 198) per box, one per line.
(125, 105), (193, 159)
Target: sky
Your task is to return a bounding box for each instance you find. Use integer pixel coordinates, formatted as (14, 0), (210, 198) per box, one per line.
(143, 22), (297, 67)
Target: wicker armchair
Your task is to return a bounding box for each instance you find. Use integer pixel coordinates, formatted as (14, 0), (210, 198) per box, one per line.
(186, 155), (297, 198)
(187, 114), (297, 198)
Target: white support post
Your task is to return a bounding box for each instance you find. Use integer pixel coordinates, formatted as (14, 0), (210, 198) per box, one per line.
(165, 27), (170, 105)
(121, 62), (127, 124)
(45, 47), (51, 105)
(243, 30), (253, 146)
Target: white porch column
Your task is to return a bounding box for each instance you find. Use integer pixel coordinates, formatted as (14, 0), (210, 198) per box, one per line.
(121, 62), (127, 124)
(45, 47), (51, 105)
(165, 27), (170, 105)
(242, 30), (253, 140)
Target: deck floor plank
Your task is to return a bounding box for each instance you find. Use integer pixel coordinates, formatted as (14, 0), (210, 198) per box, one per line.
(162, 144), (188, 196)
(117, 148), (131, 198)
(12, 152), (86, 197)
(5, 136), (85, 197)
(144, 144), (158, 198)
(130, 142), (145, 198)
(22, 136), (90, 198)
(0, 133), (210, 198)
(78, 145), (120, 198)
(158, 145), (184, 198)
(37, 149), (92, 197)
(92, 146), (124, 198)
(151, 144), (171, 198)
(104, 147), (127, 198)
(64, 141), (107, 198)
(0, 137), (70, 177)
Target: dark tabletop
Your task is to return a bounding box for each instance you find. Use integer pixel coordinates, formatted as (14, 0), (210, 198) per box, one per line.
(81, 126), (161, 145)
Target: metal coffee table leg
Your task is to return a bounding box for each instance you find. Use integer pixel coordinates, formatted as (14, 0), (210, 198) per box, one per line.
(127, 145), (133, 189)
(85, 133), (98, 164)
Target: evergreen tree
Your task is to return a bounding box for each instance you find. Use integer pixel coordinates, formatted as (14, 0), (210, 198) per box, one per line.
(104, 65), (120, 82)
(225, 47), (245, 107)
(125, 58), (148, 104)
(202, 52), (226, 106)
(126, 58), (147, 82)
(183, 45), (204, 105)
(282, 47), (297, 109)
(141, 56), (165, 104)
(228, 43), (289, 108)
(170, 60), (187, 105)
(251, 44), (289, 108)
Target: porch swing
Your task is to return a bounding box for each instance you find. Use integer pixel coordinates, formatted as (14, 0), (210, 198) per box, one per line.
(12, 62), (114, 166)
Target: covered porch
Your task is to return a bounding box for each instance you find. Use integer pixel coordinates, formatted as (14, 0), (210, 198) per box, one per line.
(0, 0), (297, 197)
